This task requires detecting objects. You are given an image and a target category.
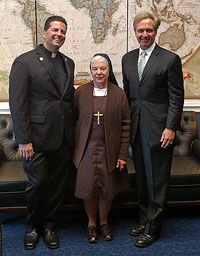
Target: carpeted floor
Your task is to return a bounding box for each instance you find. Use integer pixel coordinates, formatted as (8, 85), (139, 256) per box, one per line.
(1, 208), (200, 256)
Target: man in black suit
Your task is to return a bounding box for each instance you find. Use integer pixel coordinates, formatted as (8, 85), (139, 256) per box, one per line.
(122, 11), (184, 248)
(9, 16), (75, 250)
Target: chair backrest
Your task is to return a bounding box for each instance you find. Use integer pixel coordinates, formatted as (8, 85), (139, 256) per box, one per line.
(0, 111), (198, 160)
(173, 111), (199, 157)
(0, 114), (21, 161)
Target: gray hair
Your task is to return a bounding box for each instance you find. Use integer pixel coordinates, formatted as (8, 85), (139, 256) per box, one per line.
(90, 55), (109, 70)
(133, 11), (161, 32)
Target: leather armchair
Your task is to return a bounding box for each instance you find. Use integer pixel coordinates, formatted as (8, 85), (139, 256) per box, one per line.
(114, 111), (200, 206)
(0, 111), (200, 213)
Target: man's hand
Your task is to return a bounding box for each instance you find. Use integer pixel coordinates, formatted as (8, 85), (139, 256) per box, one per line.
(19, 143), (34, 160)
(116, 159), (127, 171)
(160, 128), (175, 148)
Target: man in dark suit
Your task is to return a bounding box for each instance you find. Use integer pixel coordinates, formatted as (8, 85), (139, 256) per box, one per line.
(122, 11), (184, 248)
(9, 16), (75, 250)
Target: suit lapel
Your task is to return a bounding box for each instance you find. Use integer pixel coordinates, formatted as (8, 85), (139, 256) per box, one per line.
(142, 45), (160, 80)
(127, 49), (140, 83)
(35, 46), (72, 97)
(132, 50), (140, 81)
(35, 46), (58, 87)
(60, 54), (72, 96)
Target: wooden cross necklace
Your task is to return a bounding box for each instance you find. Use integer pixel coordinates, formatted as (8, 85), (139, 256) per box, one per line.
(93, 87), (107, 125)
(94, 111), (103, 125)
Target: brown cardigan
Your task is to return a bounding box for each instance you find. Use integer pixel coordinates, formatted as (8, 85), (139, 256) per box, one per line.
(73, 81), (130, 173)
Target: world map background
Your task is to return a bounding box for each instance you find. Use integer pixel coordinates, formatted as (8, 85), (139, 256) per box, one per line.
(0, 0), (200, 101)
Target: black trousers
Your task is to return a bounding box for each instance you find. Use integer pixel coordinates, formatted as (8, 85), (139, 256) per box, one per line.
(22, 141), (73, 228)
(132, 122), (173, 236)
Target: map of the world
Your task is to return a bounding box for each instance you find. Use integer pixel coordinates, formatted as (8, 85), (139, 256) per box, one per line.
(0, 0), (200, 100)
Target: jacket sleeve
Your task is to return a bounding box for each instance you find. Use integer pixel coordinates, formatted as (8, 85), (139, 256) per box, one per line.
(9, 56), (32, 144)
(166, 54), (184, 131)
(118, 92), (130, 160)
(122, 55), (131, 106)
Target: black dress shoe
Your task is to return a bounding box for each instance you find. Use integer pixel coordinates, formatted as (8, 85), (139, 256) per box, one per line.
(129, 224), (145, 236)
(86, 226), (98, 243)
(100, 224), (113, 241)
(43, 227), (59, 249)
(24, 227), (40, 250)
(135, 233), (157, 248)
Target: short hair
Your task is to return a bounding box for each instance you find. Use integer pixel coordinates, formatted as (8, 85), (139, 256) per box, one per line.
(90, 55), (109, 70)
(133, 11), (161, 32)
(44, 16), (68, 31)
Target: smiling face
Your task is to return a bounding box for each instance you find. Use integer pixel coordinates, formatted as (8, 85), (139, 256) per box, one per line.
(91, 58), (109, 88)
(42, 21), (67, 52)
(135, 18), (157, 50)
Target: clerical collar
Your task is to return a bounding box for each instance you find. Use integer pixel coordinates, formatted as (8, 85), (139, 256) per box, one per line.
(51, 52), (57, 58)
(41, 44), (58, 58)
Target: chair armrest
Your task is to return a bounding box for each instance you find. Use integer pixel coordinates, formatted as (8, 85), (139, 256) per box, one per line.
(0, 146), (3, 161)
(191, 140), (200, 159)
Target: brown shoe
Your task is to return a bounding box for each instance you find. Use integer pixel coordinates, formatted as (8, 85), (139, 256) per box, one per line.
(86, 226), (98, 243)
(100, 224), (113, 241)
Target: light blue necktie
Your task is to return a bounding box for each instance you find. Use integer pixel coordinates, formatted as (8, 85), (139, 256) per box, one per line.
(138, 51), (147, 80)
